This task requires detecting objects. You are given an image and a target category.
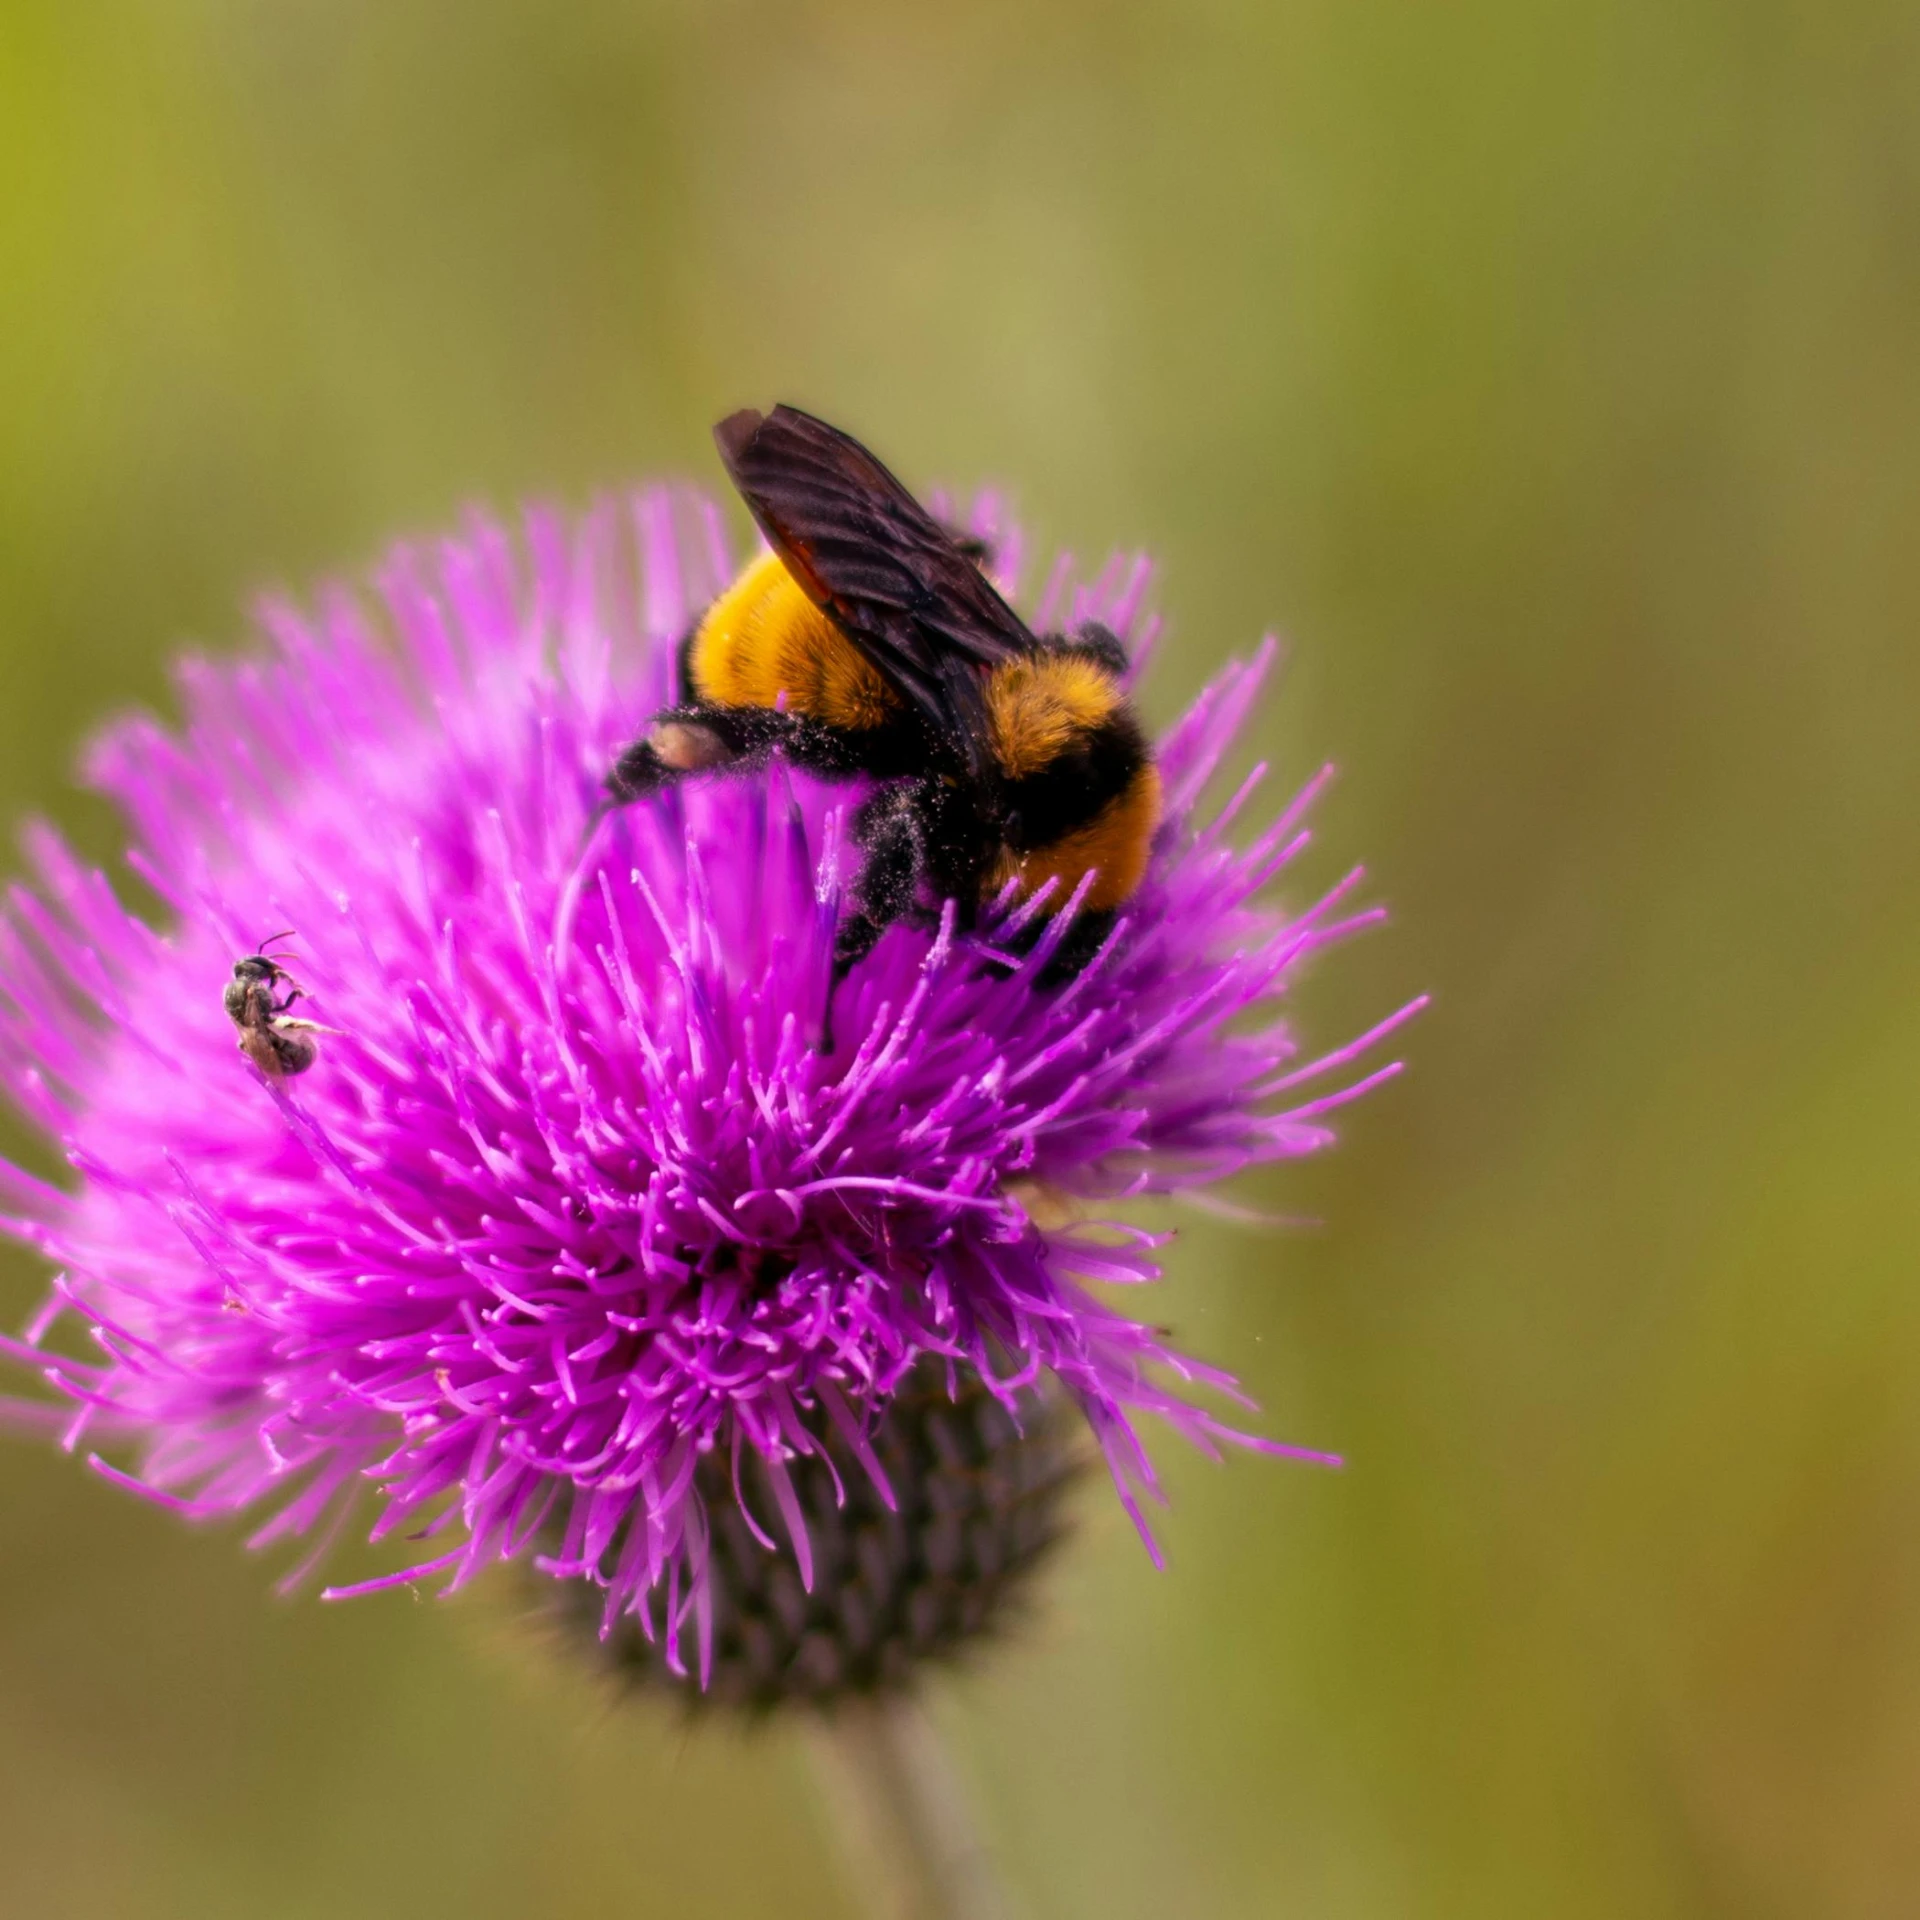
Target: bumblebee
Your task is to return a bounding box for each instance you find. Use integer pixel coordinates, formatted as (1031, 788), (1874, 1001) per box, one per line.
(608, 404), (1161, 984)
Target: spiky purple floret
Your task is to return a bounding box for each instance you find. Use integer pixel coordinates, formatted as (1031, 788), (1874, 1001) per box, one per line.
(0, 487), (1416, 1674)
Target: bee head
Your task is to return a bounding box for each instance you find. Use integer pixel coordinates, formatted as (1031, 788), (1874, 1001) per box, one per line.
(1062, 621), (1129, 677)
(233, 931), (300, 988)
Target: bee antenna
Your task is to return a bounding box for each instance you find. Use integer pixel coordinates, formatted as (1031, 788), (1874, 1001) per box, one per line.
(257, 929), (299, 955)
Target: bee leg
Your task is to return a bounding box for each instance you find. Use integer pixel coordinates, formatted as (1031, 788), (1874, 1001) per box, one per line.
(605, 711), (734, 802)
(605, 743), (660, 802)
(838, 785), (929, 974)
(606, 705), (828, 807)
(819, 784), (931, 1051)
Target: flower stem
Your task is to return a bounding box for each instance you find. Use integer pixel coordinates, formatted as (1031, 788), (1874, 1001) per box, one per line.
(806, 1696), (1013, 1920)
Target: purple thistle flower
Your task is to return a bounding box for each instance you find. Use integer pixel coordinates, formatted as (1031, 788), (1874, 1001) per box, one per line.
(0, 481), (1418, 1678)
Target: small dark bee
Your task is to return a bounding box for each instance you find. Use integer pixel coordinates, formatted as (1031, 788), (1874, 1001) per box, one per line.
(224, 933), (330, 1079)
(606, 405), (1161, 987)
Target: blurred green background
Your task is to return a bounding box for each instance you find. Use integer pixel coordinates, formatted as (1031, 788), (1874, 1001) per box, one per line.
(4, 0), (1919, 1913)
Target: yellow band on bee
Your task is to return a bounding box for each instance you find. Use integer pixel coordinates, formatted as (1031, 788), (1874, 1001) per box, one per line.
(688, 551), (900, 729)
(985, 652), (1123, 778)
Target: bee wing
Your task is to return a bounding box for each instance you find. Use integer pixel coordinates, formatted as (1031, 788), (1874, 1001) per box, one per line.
(714, 405), (1034, 783)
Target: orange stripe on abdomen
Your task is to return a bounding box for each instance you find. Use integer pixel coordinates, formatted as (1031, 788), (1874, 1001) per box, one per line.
(990, 764), (1162, 913)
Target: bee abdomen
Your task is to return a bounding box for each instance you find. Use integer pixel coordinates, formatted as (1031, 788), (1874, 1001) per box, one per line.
(984, 646), (1159, 915)
(994, 759), (1162, 915)
(687, 550), (900, 730)
(998, 706), (1150, 852)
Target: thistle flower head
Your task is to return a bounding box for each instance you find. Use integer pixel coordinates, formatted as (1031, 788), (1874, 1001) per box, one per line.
(0, 481), (1415, 1680)
(558, 1355), (1085, 1709)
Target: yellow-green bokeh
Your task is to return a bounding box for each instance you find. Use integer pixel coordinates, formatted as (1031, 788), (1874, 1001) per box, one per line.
(4, 1), (1919, 1913)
